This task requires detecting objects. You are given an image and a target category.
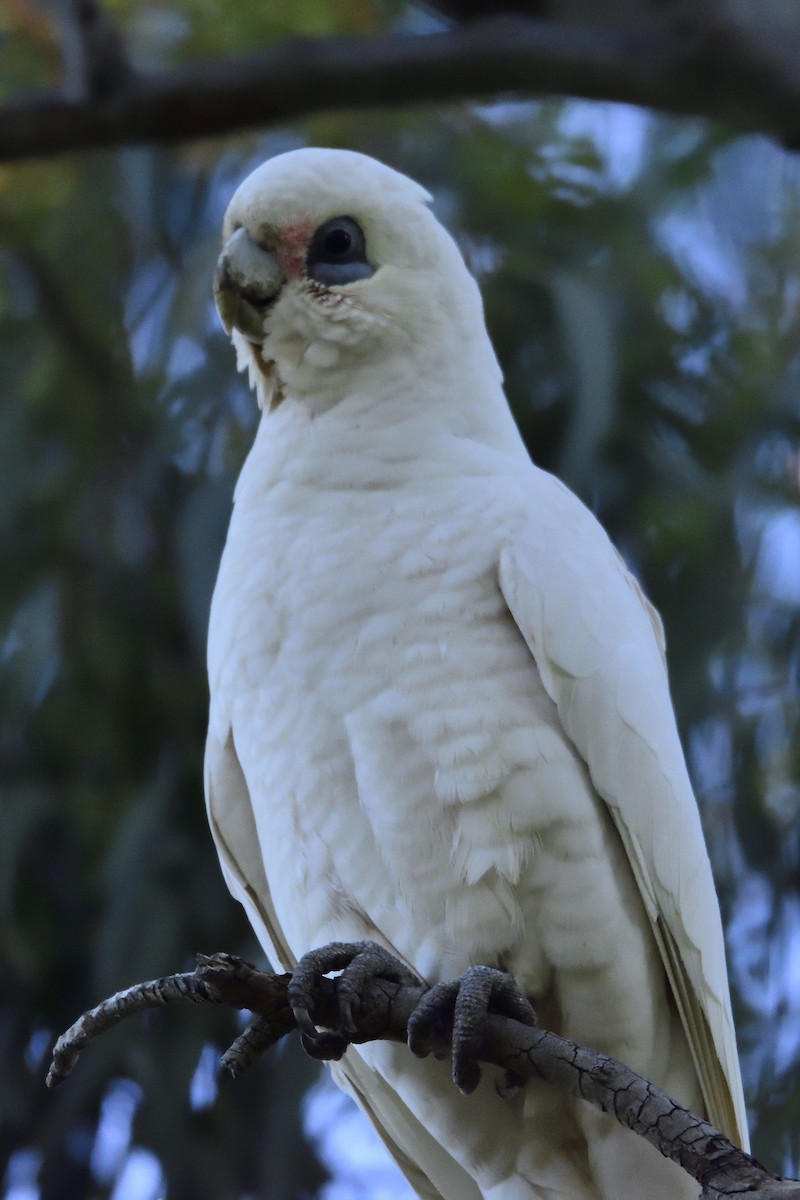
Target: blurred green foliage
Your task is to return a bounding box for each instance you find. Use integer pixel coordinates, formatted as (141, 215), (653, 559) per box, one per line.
(1, 2), (800, 1197)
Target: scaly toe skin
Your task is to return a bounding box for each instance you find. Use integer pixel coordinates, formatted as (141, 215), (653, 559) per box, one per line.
(289, 941), (422, 1054)
(451, 967), (498, 1093)
(408, 966), (537, 1095)
(407, 980), (460, 1061)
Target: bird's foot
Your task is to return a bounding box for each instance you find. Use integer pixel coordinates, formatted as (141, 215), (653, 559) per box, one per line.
(408, 965), (536, 1096)
(289, 940), (422, 1061)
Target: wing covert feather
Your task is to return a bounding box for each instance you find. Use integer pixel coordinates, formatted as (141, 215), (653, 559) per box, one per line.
(497, 479), (748, 1149)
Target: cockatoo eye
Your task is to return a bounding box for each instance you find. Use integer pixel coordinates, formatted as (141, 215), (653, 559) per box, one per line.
(306, 217), (375, 286)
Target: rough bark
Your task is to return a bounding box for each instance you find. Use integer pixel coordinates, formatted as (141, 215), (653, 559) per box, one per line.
(47, 949), (800, 1200)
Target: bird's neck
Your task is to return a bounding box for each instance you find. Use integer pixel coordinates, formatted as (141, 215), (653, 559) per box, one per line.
(235, 346), (528, 502)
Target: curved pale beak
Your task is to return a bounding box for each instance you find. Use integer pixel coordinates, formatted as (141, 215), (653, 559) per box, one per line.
(214, 228), (285, 341)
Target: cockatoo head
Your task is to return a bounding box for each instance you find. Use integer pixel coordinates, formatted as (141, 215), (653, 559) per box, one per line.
(214, 147), (492, 413)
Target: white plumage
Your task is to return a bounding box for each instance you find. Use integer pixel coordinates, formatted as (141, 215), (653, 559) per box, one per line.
(206, 147), (748, 1199)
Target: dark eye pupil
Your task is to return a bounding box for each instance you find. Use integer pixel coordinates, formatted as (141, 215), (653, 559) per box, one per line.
(324, 227), (352, 256)
(306, 216), (373, 286)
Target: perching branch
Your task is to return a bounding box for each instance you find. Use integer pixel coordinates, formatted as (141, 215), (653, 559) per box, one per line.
(4, 12), (800, 163)
(47, 946), (800, 1200)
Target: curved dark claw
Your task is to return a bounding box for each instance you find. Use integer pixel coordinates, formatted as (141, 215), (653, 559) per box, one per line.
(288, 943), (355, 1056)
(299, 1029), (349, 1062)
(288, 941), (421, 1057)
(408, 965), (536, 1096)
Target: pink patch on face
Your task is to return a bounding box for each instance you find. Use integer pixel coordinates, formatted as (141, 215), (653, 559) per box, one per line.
(277, 220), (313, 279)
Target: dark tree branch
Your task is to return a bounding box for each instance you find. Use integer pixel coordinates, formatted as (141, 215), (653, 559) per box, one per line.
(47, 948), (800, 1200)
(3, 13), (800, 163)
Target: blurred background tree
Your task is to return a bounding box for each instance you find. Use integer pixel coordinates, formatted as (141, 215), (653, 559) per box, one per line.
(1, 2), (799, 1198)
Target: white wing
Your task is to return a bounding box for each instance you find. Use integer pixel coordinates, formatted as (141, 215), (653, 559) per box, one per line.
(205, 729), (295, 971)
(498, 470), (748, 1149)
(205, 728), (484, 1200)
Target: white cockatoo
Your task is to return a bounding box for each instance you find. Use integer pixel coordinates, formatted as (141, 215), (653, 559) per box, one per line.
(206, 147), (748, 1200)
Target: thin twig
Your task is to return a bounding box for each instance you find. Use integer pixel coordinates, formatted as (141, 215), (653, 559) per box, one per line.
(220, 1015), (277, 1079)
(46, 970), (216, 1088)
